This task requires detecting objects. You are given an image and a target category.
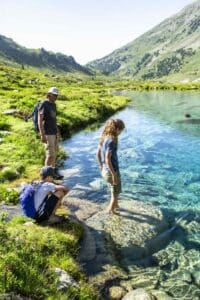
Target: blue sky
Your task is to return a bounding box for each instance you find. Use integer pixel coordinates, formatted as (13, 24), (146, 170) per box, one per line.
(1, 0), (193, 64)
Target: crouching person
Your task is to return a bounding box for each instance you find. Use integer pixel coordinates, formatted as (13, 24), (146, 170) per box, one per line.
(20, 166), (69, 224)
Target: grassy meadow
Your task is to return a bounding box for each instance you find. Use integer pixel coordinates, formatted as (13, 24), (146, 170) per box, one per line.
(0, 63), (131, 299)
(1, 62), (200, 203)
(1, 62), (200, 299)
(0, 63), (130, 202)
(0, 213), (98, 299)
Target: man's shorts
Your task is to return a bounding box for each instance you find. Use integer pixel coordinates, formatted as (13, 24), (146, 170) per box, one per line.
(34, 193), (59, 222)
(102, 169), (121, 196)
(45, 135), (58, 159)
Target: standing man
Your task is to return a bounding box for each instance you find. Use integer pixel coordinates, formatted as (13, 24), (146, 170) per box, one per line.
(38, 87), (63, 180)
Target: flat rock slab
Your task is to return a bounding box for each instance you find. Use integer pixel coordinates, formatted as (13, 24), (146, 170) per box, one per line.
(3, 109), (20, 115)
(64, 197), (169, 286)
(0, 204), (22, 221)
(86, 200), (168, 266)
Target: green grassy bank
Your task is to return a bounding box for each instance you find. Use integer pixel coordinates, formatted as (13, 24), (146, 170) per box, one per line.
(102, 77), (200, 91)
(0, 213), (98, 299)
(0, 64), (129, 200)
(0, 64), (129, 298)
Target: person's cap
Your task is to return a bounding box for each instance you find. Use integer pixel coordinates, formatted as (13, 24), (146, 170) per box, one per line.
(40, 166), (55, 177)
(48, 87), (59, 95)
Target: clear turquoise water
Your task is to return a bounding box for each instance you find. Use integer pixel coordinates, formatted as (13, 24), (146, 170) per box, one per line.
(62, 91), (200, 299)
(62, 91), (200, 213)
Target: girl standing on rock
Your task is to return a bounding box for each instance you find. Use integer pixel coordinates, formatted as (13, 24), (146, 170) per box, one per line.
(97, 119), (125, 214)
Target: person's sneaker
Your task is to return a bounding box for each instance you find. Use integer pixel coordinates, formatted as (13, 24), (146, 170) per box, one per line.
(53, 168), (64, 180)
(47, 215), (65, 225)
(53, 173), (64, 180)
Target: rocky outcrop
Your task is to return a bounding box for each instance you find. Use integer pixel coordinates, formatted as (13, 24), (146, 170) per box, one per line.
(55, 268), (79, 291)
(0, 204), (21, 221)
(122, 288), (155, 300)
(109, 286), (127, 300)
(65, 197), (171, 299)
(65, 197), (200, 300)
(2, 196), (199, 300)
(151, 290), (173, 300)
(66, 198), (168, 264)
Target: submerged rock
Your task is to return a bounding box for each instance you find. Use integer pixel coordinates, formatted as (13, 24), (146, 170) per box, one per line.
(122, 288), (155, 300)
(193, 269), (200, 287)
(121, 269), (159, 291)
(66, 196), (200, 299)
(85, 200), (168, 268)
(65, 197), (169, 295)
(109, 286), (127, 300)
(151, 289), (173, 300)
(153, 241), (200, 299)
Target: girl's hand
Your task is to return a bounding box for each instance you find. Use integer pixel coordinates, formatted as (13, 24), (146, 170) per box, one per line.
(112, 172), (118, 185)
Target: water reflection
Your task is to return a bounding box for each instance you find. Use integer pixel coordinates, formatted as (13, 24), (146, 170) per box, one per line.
(123, 90), (200, 137)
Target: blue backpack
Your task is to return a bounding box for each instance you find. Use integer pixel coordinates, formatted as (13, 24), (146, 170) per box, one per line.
(20, 183), (41, 218)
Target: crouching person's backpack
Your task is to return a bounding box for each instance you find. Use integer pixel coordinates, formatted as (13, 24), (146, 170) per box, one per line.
(20, 183), (40, 218)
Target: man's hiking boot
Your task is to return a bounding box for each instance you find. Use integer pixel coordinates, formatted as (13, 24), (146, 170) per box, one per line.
(47, 215), (65, 225)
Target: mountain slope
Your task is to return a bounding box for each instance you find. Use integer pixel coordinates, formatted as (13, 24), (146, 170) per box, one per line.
(88, 0), (200, 82)
(0, 35), (91, 74)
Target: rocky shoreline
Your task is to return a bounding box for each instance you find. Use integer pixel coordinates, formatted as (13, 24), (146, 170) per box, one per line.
(66, 197), (171, 299)
(1, 197), (200, 300)
(66, 197), (200, 300)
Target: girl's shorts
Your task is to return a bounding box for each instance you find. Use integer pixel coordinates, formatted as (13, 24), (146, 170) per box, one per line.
(102, 169), (121, 195)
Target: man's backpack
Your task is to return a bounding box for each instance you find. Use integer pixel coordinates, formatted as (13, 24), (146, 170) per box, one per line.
(31, 101), (43, 132)
(20, 183), (41, 218)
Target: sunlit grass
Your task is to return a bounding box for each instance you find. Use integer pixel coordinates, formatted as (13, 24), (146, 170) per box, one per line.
(0, 63), (129, 195)
(0, 215), (97, 299)
(1, 62), (199, 197)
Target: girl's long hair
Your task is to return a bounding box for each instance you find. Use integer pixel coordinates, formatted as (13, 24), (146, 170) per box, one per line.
(99, 119), (125, 145)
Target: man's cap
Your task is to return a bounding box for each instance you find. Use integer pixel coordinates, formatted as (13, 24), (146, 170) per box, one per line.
(40, 166), (55, 177)
(48, 87), (59, 95)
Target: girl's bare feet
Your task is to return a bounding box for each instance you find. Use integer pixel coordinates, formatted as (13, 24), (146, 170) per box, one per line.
(105, 207), (112, 214)
(105, 207), (120, 215)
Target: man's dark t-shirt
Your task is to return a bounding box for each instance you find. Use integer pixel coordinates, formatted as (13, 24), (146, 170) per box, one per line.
(39, 100), (57, 135)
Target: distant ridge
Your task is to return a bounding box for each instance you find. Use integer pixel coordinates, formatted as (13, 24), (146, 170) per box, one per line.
(0, 35), (91, 75)
(88, 0), (200, 82)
